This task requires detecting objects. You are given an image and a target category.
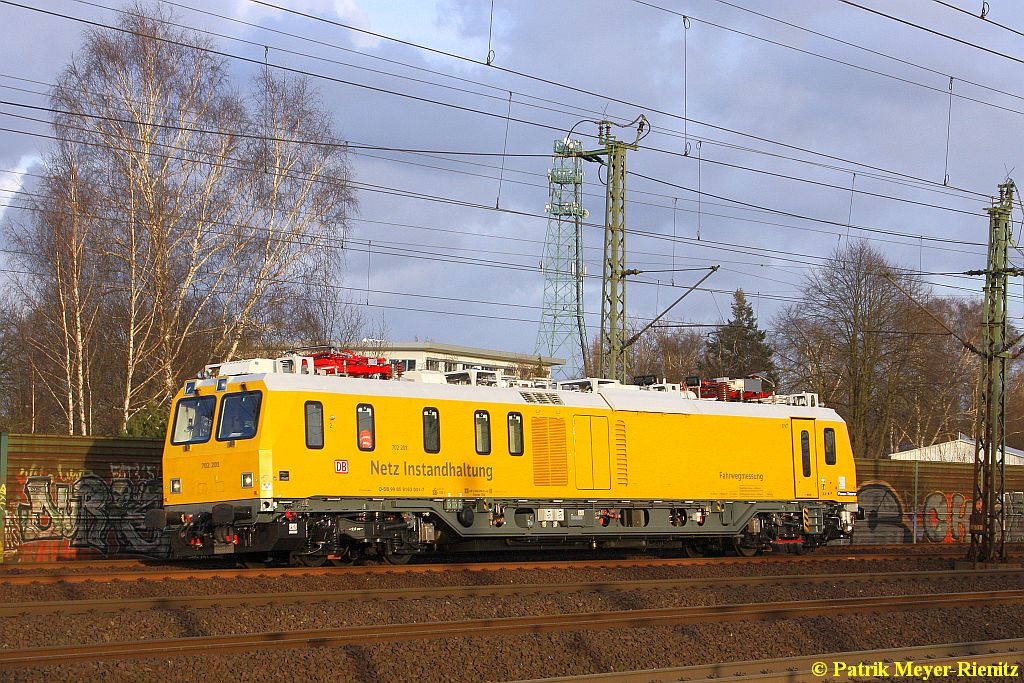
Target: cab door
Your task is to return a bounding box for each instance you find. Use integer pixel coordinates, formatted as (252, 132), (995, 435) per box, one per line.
(791, 418), (818, 499)
(573, 415), (611, 490)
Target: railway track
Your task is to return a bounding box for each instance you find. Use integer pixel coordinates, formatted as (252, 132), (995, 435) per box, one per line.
(512, 638), (1024, 682)
(1, 567), (1020, 617)
(0, 552), (968, 585)
(0, 558), (163, 572)
(3, 588), (1023, 668)
(0, 544), (971, 572)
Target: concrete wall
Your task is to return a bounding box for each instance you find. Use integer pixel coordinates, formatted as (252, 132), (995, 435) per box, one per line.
(1, 433), (166, 561)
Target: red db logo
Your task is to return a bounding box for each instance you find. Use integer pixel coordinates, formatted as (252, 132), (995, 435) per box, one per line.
(335, 460), (349, 474)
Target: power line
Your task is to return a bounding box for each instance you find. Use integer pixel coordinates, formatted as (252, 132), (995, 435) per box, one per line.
(0, 104), (995, 274)
(636, 0), (1024, 116)
(0, 162), (838, 277)
(4, 75), (988, 219)
(56, 0), (988, 203)
(2, 165), (1007, 307)
(2, 0), (1001, 248)
(628, 169), (984, 247)
(0, 96), (986, 220)
(0, 182), (807, 307)
(928, 0), (1024, 41)
(232, 0), (993, 198)
(837, 0), (1024, 66)
(0, 107), (990, 260)
(0, 126), (986, 305)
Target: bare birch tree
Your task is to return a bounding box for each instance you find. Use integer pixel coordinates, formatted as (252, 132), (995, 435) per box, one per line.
(3, 2), (357, 435)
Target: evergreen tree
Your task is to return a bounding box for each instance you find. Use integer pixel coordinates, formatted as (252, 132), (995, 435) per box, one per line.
(703, 290), (778, 385)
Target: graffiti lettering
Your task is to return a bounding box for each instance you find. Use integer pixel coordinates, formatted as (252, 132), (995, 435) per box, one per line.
(853, 482), (913, 544)
(855, 483), (1024, 544)
(13, 469), (164, 555)
(922, 491), (970, 543)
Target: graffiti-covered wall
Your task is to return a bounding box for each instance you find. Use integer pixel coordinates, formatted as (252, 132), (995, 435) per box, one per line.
(853, 458), (1024, 544)
(3, 436), (1023, 560)
(2, 434), (167, 561)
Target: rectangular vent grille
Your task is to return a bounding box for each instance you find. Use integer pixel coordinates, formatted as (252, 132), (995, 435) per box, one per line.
(614, 420), (628, 487)
(531, 416), (568, 486)
(519, 391), (563, 405)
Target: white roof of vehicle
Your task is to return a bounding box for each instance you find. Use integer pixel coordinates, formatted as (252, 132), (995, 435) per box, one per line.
(221, 373), (846, 421)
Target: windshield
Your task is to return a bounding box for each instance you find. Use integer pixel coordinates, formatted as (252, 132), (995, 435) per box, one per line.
(171, 396), (216, 445)
(217, 391), (262, 441)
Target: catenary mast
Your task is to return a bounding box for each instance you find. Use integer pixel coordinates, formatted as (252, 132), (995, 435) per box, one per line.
(535, 139), (588, 378)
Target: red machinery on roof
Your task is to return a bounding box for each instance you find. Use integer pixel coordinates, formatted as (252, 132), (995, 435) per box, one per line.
(309, 349), (396, 379)
(687, 374), (775, 402)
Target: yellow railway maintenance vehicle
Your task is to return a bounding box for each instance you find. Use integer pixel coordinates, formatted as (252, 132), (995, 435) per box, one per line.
(146, 353), (859, 564)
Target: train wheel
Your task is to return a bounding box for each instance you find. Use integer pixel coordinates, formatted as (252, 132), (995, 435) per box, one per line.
(683, 542), (705, 558)
(292, 551), (329, 567)
(731, 538), (760, 558)
(328, 548), (354, 566)
(382, 544), (413, 565)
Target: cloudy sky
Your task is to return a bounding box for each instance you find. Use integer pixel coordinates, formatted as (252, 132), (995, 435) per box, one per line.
(1, 0), (1022, 373)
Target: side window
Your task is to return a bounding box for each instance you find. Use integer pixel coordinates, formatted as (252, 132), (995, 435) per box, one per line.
(423, 407), (440, 453)
(305, 401), (324, 449)
(217, 391), (262, 441)
(801, 430), (811, 477)
(356, 403), (375, 451)
(171, 396), (216, 445)
(508, 412), (524, 456)
(824, 428), (836, 465)
(474, 410), (491, 455)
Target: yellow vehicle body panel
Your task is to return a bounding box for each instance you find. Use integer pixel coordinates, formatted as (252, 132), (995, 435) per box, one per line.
(162, 376), (857, 507)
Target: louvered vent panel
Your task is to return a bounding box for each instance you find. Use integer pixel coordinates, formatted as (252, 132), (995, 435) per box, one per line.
(614, 420), (628, 487)
(519, 391), (563, 405)
(531, 416), (568, 486)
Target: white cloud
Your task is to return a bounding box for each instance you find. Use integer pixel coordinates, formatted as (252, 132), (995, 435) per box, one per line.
(0, 153), (42, 224)
(227, 0), (380, 49)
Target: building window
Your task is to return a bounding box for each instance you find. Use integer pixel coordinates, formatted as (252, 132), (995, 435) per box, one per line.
(423, 407), (440, 453)
(474, 410), (491, 455)
(356, 404), (375, 451)
(824, 428), (836, 465)
(801, 430), (811, 477)
(427, 359), (440, 371)
(216, 391), (262, 442)
(305, 401), (324, 449)
(171, 395), (216, 445)
(508, 412), (524, 456)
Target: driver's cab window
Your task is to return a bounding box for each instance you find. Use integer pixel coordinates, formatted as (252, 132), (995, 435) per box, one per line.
(217, 391), (263, 441)
(171, 396), (216, 445)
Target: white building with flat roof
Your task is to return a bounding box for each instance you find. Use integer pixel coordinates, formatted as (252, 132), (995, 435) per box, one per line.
(889, 433), (1024, 465)
(346, 341), (564, 379)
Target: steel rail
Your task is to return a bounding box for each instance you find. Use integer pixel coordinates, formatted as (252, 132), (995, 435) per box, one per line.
(0, 552), (965, 585)
(0, 559), (158, 572)
(1, 567), (1020, 618)
(512, 638), (1024, 682)
(0, 544), (971, 570)
(3, 589), (1024, 668)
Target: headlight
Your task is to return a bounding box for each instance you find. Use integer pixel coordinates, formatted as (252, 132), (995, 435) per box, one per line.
(170, 478), (182, 494)
(241, 472), (254, 489)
